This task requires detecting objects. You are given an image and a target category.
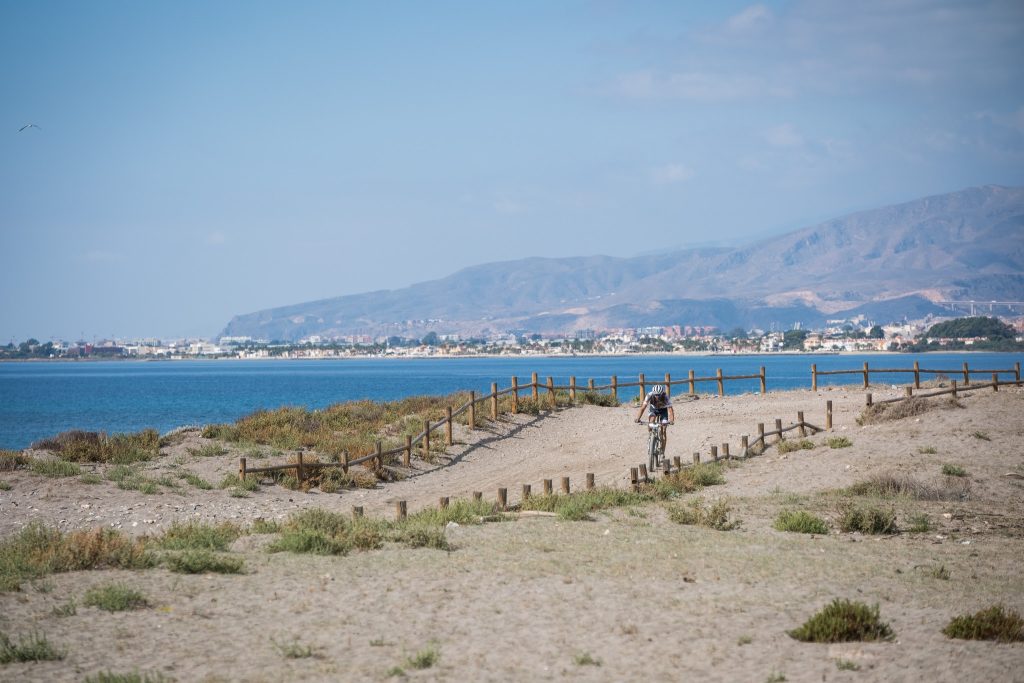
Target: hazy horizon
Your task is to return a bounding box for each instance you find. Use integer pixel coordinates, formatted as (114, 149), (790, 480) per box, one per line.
(3, 1), (1023, 341)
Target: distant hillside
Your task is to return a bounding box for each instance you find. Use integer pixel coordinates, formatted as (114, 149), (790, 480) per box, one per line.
(222, 185), (1024, 340)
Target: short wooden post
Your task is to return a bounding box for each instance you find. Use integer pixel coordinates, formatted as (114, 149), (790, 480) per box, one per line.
(531, 372), (539, 401)
(774, 418), (783, 443)
(586, 473), (595, 490)
(1015, 362), (1021, 387)
(951, 380), (958, 398)
(352, 506), (363, 518)
(797, 411), (806, 437)
(638, 464), (648, 483)
(561, 476), (570, 494)
(497, 488), (507, 510)
(491, 382), (499, 420)
(587, 378), (595, 391)
(757, 423), (765, 452)
(863, 361), (870, 389)
(439, 496), (449, 509)
(639, 372), (646, 401)
(239, 457), (246, 481)
(759, 366), (766, 394)
(468, 391), (476, 429)
(522, 484), (531, 500)
(665, 372), (672, 398)
(343, 449), (351, 473)
(673, 456), (681, 469)
(630, 468), (639, 492)
(445, 407), (453, 446)
(866, 393), (872, 406)
(422, 419), (431, 457)
(543, 479), (553, 495)
(716, 368), (724, 396)
(662, 459), (670, 475)
(546, 376), (555, 408)
(740, 435), (748, 457)
(473, 491), (482, 501)
(296, 452), (304, 482)
(511, 376), (519, 414)
(692, 452), (700, 465)
(963, 362), (970, 386)
(913, 361), (921, 389)
(811, 363), (817, 392)
(722, 443), (730, 459)
(396, 500), (407, 520)
(905, 386), (913, 398)
(402, 437), (410, 467)
(374, 441), (382, 469)
(611, 375), (618, 402)
(569, 376), (577, 402)
(711, 445), (718, 461)
(826, 401), (833, 430)
(992, 372), (999, 392)
(688, 369), (696, 395)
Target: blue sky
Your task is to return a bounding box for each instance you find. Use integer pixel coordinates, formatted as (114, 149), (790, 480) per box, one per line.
(2, 1), (1022, 340)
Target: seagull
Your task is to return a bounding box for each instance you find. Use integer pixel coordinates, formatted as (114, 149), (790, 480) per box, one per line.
(18, 123), (41, 132)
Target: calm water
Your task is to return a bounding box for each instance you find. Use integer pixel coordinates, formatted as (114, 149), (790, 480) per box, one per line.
(1, 353), (1020, 449)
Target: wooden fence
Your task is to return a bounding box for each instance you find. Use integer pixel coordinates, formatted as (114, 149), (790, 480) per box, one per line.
(238, 366), (768, 482)
(811, 360), (1021, 391)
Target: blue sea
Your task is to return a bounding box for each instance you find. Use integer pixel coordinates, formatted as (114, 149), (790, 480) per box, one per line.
(0, 353), (1020, 449)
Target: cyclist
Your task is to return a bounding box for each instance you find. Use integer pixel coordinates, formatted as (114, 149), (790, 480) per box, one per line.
(635, 384), (675, 453)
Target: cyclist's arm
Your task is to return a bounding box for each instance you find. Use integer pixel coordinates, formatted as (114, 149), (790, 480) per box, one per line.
(635, 398), (649, 422)
(667, 406), (675, 424)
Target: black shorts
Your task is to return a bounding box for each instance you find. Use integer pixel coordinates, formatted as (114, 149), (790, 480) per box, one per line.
(649, 407), (669, 422)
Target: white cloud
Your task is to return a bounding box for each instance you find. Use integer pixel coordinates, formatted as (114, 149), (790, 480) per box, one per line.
(651, 163), (695, 185)
(725, 4), (773, 33)
(764, 123), (804, 147)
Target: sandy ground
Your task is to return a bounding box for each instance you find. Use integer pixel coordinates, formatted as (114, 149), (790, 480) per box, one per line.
(1, 382), (1023, 681)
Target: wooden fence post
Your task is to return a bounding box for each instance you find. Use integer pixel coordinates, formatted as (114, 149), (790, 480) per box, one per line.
(951, 380), (958, 398)
(546, 376), (555, 408)
(863, 361), (870, 389)
(811, 364), (817, 392)
(662, 459), (670, 475)
(468, 391), (476, 429)
(586, 473), (595, 490)
(688, 369), (696, 396)
(992, 372), (999, 392)
(774, 418), (783, 444)
(611, 375), (618, 402)
(497, 488), (507, 510)
(543, 479), (553, 495)
(569, 376), (577, 402)
(963, 362), (970, 386)
(445, 407), (453, 446)
(914, 361), (921, 389)
(797, 412), (806, 437)
(716, 368), (724, 396)
(296, 452), (304, 482)
(473, 491), (482, 501)
(561, 477), (570, 494)
(374, 441), (382, 469)
(491, 382), (499, 420)
(239, 457), (246, 481)
(343, 449), (350, 473)
(1016, 362), (1021, 387)
(630, 468), (639, 492)
(396, 501), (407, 520)
(759, 366), (766, 394)
(905, 387), (913, 398)
(740, 436), (748, 457)
(826, 401), (833, 430)
(722, 443), (730, 459)
(402, 438), (410, 467)
(422, 419), (431, 458)
(522, 484), (531, 500)
(673, 456), (681, 469)
(587, 378), (595, 391)
(711, 445), (718, 461)
(757, 423), (765, 448)
(692, 452), (700, 465)
(440, 496), (449, 509)
(638, 464), (649, 482)
(511, 376), (519, 414)
(531, 372), (539, 401)
(866, 393), (872, 406)
(639, 373), (646, 401)
(352, 506), (363, 518)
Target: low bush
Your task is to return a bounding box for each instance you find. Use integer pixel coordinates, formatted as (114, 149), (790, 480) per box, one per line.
(838, 505), (897, 534)
(218, 473), (259, 492)
(405, 644), (440, 669)
(155, 521), (242, 552)
(906, 513), (931, 533)
(827, 436), (852, 449)
(666, 498), (738, 530)
(774, 510), (829, 534)
(178, 471), (212, 489)
(942, 605), (1023, 642)
(846, 473), (969, 501)
(788, 599), (893, 642)
(163, 550), (244, 574)
(520, 488), (651, 521)
(0, 630), (64, 663)
(941, 464), (967, 477)
(0, 450), (30, 471)
(84, 671), (173, 683)
(577, 391), (619, 407)
(918, 446), (937, 454)
(0, 481), (10, 491)
(29, 459), (81, 478)
(83, 584), (149, 612)
(187, 443), (228, 458)
(777, 439), (815, 454)
(31, 429), (159, 464)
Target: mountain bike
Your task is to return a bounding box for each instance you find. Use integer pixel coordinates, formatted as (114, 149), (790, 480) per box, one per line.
(642, 419), (671, 472)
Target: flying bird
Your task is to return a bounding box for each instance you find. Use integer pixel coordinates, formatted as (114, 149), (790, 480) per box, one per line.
(18, 123), (41, 132)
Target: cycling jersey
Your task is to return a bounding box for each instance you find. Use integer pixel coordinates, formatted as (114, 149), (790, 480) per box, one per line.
(646, 391), (671, 419)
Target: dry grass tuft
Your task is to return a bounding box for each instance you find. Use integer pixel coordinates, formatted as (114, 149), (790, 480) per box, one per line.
(789, 599), (893, 642)
(31, 429), (159, 464)
(943, 605), (1024, 642)
(847, 472), (969, 501)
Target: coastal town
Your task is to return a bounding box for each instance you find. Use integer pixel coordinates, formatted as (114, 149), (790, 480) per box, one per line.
(4, 315), (1023, 360)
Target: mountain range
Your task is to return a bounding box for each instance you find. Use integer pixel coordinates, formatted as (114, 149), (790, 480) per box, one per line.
(221, 185), (1024, 341)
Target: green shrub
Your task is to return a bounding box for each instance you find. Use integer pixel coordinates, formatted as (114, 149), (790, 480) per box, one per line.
(577, 391), (619, 407)
(30, 459), (81, 478)
(918, 446), (937, 454)
(788, 599), (893, 642)
(943, 605), (1024, 642)
(667, 498), (739, 530)
(188, 443), (228, 458)
(163, 550), (244, 574)
(83, 584), (149, 612)
(84, 672), (173, 683)
(79, 473), (103, 485)
(777, 439), (815, 454)
(31, 429), (159, 464)
(941, 464), (967, 477)
(0, 450), (30, 471)
(219, 474), (259, 492)
(838, 505), (897, 534)
(0, 630), (64, 663)
(827, 436), (852, 449)
(250, 519), (281, 534)
(405, 644), (440, 669)
(906, 513), (931, 533)
(573, 652), (602, 666)
(520, 488), (652, 521)
(774, 510), (829, 534)
(155, 521), (242, 551)
(846, 473), (968, 501)
(390, 523), (449, 550)
(0, 481), (10, 491)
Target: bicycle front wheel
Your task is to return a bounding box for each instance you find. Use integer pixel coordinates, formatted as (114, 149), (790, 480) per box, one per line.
(648, 433), (659, 471)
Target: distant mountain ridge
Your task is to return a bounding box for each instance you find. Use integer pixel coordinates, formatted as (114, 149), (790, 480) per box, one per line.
(222, 185), (1024, 340)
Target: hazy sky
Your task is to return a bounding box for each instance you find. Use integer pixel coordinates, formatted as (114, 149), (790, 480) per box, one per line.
(2, 1), (1023, 341)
